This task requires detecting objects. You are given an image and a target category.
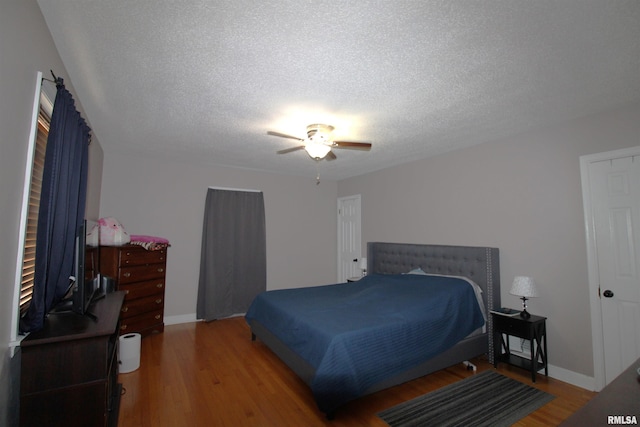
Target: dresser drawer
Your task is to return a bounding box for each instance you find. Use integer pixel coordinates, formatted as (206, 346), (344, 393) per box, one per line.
(117, 263), (166, 284)
(118, 248), (166, 266)
(101, 244), (168, 338)
(119, 308), (163, 335)
(120, 294), (164, 319)
(119, 279), (165, 301)
(494, 315), (530, 337)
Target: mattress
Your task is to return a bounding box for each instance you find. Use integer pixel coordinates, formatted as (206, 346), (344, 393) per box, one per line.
(245, 273), (485, 413)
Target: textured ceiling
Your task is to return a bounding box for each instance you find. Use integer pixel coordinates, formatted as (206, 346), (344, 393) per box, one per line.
(37, 1), (640, 180)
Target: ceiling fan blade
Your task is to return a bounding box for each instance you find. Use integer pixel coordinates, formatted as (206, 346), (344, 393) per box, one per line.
(326, 151), (337, 161)
(332, 141), (372, 150)
(277, 145), (306, 154)
(267, 131), (304, 141)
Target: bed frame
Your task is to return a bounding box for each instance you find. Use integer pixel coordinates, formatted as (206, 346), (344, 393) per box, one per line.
(248, 242), (500, 414)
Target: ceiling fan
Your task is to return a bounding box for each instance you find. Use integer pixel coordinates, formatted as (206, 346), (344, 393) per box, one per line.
(268, 124), (372, 161)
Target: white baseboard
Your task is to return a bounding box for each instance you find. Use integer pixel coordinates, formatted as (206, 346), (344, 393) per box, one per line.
(164, 312), (245, 325)
(547, 363), (595, 391)
(164, 313), (198, 325)
(507, 337), (595, 390)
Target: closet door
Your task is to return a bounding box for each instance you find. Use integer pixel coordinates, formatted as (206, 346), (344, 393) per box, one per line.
(337, 194), (362, 282)
(581, 146), (640, 389)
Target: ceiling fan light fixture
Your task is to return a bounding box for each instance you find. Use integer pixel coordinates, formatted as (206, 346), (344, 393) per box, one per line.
(304, 142), (332, 159)
(268, 123), (370, 163)
(309, 132), (329, 144)
(307, 124), (334, 144)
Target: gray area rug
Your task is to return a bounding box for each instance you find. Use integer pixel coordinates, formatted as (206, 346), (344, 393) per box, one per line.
(378, 370), (554, 427)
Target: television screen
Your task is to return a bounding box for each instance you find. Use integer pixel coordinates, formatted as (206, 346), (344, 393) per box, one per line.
(72, 219), (100, 315)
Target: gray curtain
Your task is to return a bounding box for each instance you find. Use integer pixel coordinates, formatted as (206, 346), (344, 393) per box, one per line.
(197, 188), (266, 321)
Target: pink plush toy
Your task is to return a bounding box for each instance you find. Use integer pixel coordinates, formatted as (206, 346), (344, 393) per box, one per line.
(94, 217), (131, 246)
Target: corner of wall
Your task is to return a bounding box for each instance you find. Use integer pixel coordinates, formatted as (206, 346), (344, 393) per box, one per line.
(0, 346), (21, 427)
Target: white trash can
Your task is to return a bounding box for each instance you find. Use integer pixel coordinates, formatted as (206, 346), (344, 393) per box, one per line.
(118, 333), (141, 373)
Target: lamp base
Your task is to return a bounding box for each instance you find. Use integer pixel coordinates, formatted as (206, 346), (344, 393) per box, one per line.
(519, 296), (531, 319)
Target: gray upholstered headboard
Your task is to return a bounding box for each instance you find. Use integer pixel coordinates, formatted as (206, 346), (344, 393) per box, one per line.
(367, 242), (501, 361)
(367, 241), (500, 306)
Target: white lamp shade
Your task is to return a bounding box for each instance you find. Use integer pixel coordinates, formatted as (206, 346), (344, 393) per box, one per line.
(359, 258), (368, 270)
(510, 276), (538, 298)
(304, 143), (331, 159)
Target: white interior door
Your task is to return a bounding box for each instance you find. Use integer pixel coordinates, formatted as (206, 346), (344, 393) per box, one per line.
(582, 147), (640, 388)
(337, 195), (362, 282)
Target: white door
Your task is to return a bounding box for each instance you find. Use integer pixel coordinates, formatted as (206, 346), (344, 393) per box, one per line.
(581, 146), (640, 389)
(337, 195), (362, 282)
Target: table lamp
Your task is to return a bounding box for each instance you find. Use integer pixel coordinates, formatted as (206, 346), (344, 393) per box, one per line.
(510, 276), (538, 319)
(359, 258), (368, 276)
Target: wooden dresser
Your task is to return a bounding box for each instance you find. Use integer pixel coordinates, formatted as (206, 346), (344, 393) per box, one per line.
(100, 244), (167, 337)
(20, 292), (124, 427)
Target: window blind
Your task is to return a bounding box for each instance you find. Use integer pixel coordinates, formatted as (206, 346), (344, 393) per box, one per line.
(20, 111), (49, 314)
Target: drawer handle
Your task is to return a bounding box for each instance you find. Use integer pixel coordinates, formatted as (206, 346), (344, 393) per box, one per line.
(123, 272), (131, 278)
(121, 307), (129, 312)
(155, 299), (162, 304)
(126, 252), (131, 256)
(157, 268), (164, 273)
(120, 325), (127, 331)
(156, 283), (164, 288)
(155, 314), (161, 320)
(124, 290), (130, 294)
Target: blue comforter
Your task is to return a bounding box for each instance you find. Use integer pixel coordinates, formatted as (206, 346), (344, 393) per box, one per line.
(245, 274), (485, 413)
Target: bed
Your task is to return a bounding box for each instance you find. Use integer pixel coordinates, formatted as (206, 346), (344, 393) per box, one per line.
(245, 242), (500, 417)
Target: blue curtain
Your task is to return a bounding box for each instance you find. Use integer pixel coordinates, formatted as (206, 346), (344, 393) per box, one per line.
(20, 79), (90, 333)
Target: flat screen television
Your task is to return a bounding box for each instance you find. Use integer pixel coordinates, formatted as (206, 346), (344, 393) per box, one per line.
(53, 219), (101, 317)
(72, 219), (100, 315)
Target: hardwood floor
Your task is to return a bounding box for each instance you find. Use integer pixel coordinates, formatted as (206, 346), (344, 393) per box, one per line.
(118, 317), (595, 427)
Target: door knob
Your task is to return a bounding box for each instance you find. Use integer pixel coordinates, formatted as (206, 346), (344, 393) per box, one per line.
(603, 289), (614, 298)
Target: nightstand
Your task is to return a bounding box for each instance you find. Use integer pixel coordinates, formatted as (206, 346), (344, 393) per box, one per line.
(492, 312), (548, 382)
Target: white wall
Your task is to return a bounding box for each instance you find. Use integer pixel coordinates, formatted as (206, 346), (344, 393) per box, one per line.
(99, 151), (338, 320)
(0, 1), (104, 424)
(338, 102), (640, 380)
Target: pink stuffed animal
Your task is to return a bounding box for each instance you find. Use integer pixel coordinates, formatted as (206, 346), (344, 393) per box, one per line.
(96, 217), (131, 246)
